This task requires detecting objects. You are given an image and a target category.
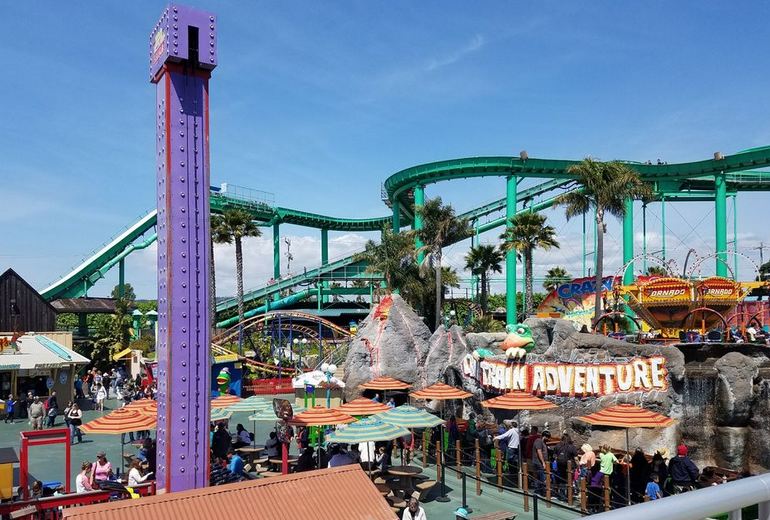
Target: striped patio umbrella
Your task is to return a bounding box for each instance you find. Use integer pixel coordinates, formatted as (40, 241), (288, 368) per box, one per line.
(359, 377), (412, 391)
(210, 407), (233, 423)
(410, 382), (472, 401)
(577, 404), (675, 505)
(377, 405), (443, 428)
(334, 398), (390, 417)
(481, 392), (558, 411)
(288, 406), (356, 427)
(80, 408), (157, 462)
(325, 416), (409, 444)
(248, 406), (307, 422)
(125, 399), (158, 417)
(211, 394), (242, 409)
(225, 396), (272, 413)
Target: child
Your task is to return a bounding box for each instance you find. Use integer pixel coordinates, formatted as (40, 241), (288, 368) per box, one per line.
(646, 472), (662, 501)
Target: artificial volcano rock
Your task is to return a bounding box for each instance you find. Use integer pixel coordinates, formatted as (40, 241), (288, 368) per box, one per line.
(342, 295), (431, 401)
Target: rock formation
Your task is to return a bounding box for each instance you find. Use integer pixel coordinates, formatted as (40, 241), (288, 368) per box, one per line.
(343, 299), (770, 472)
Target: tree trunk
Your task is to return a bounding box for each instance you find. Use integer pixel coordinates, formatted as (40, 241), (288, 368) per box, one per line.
(435, 249), (443, 330)
(235, 236), (245, 355)
(480, 271), (488, 313)
(593, 212), (605, 326)
(525, 247), (534, 316)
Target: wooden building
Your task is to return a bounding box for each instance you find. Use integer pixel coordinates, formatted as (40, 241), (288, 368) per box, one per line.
(0, 269), (56, 333)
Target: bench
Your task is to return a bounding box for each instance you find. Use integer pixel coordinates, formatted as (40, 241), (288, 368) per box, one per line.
(415, 479), (437, 501)
(387, 496), (406, 509)
(473, 512), (517, 520)
(260, 471), (282, 478)
(375, 483), (391, 496)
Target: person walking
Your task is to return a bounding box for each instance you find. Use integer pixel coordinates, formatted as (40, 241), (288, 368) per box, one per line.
(3, 394), (15, 423)
(668, 444), (699, 492)
(28, 396), (45, 431)
(95, 384), (107, 412)
(67, 403), (83, 444)
(494, 421), (520, 480)
(531, 430), (550, 495)
(46, 391), (59, 428)
(554, 433), (578, 500)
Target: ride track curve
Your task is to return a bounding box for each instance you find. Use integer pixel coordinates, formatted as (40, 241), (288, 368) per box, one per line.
(41, 147), (770, 322)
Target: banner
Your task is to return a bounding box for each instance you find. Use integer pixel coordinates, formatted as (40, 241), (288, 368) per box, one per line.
(536, 276), (616, 328)
(462, 355), (668, 397)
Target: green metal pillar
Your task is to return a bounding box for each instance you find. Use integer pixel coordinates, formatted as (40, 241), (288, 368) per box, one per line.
(118, 259), (125, 298)
(321, 228), (329, 304)
(505, 176), (518, 323)
(661, 195), (667, 261)
(273, 222), (280, 279)
(582, 213), (586, 277)
(77, 313), (88, 337)
(414, 185), (425, 263)
(715, 173), (727, 276)
(623, 199), (634, 285)
(471, 221), (479, 301)
(392, 200), (401, 231)
(733, 195), (738, 279)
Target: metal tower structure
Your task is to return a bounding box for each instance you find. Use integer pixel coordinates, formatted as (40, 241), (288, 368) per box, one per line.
(150, 4), (216, 493)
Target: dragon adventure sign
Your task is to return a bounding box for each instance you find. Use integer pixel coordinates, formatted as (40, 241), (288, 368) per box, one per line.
(461, 355), (669, 397)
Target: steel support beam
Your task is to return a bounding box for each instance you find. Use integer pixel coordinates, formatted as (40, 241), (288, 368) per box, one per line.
(414, 185), (425, 263)
(715, 172), (728, 276)
(118, 259), (125, 298)
(273, 222), (280, 279)
(505, 176), (517, 323)
(623, 199), (634, 285)
(321, 228), (329, 304)
(392, 200), (401, 231)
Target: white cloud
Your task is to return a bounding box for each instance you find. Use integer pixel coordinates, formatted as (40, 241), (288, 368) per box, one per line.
(425, 34), (486, 72)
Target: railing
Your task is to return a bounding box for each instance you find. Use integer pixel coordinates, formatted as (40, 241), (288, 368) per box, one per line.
(587, 473), (770, 519)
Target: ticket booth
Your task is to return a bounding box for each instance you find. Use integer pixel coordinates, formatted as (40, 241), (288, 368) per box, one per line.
(0, 447), (18, 500)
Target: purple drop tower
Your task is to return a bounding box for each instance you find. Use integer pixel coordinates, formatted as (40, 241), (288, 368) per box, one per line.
(149, 4), (216, 493)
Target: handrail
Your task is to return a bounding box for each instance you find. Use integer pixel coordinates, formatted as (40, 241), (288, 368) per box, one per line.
(587, 472), (770, 519)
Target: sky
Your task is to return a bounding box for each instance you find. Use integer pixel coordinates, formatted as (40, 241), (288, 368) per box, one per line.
(2, 1), (770, 299)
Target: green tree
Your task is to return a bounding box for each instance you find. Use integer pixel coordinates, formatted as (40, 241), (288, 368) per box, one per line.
(356, 224), (416, 292)
(646, 265), (668, 276)
(213, 209), (262, 349)
(554, 158), (653, 323)
(110, 283), (136, 302)
(500, 212), (560, 315)
(543, 266), (572, 293)
(759, 261), (770, 281)
(416, 198), (472, 329)
(464, 244), (504, 313)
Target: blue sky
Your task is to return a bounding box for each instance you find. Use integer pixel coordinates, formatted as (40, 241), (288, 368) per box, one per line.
(2, 1), (770, 298)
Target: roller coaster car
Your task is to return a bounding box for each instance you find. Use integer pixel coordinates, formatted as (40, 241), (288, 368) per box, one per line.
(617, 276), (767, 338)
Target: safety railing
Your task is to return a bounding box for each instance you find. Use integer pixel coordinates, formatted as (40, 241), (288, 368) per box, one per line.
(587, 473), (770, 519)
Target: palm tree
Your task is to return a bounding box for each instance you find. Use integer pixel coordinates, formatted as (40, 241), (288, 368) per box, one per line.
(500, 212), (559, 316)
(464, 244), (504, 313)
(646, 265), (668, 277)
(214, 209), (262, 344)
(416, 198), (472, 329)
(554, 158), (653, 323)
(356, 224), (416, 292)
(543, 266), (572, 293)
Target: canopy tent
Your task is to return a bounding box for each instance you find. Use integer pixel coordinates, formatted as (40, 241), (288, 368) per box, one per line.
(334, 398), (390, 417)
(577, 403), (675, 505)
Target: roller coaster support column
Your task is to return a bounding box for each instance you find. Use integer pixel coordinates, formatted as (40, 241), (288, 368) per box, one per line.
(732, 195), (738, 279)
(661, 194), (667, 261)
(150, 4), (216, 493)
(622, 199), (634, 285)
(642, 203), (648, 273)
(505, 176), (518, 323)
(118, 259), (125, 298)
(273, 222), (280, 280)
(321, 228), (329, 304)
(392, 200), (401, 231)
(414, 185), (425, 263)
(715, 172), (727, 276)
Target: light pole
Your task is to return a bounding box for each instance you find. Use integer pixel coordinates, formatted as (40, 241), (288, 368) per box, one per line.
(320, 362), (337, 408)
(293, 337), (308, 369)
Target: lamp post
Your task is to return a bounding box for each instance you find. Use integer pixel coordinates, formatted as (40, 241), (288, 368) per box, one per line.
(320, 362), (337, 408)
(293, 337), (309, 370)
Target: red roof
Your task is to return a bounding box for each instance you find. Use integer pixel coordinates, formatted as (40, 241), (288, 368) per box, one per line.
(62, 466), (396, 520)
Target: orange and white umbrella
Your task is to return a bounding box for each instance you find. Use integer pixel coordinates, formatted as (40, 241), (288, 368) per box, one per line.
(125, 399), (157, 417)
(334, 398), (390, 417)
(359, 377), (412, 391)
(210, 394), (242, 409)
(80, 408), (157, 434)
(481, 392), (557, 411)
(577, 404), (675, 505)
(288, 406), (355, 427)
(410, 382), (472, 401)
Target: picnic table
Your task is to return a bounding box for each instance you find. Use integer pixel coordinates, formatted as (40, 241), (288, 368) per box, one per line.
(236, 446), (265, 462)
(386, 466), (424, 495)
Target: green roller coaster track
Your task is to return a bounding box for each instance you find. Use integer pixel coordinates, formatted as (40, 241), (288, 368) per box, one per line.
(41, 147), (770, 325)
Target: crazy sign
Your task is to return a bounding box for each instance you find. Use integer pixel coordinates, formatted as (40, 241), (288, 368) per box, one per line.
(461, 355), (669, 397)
